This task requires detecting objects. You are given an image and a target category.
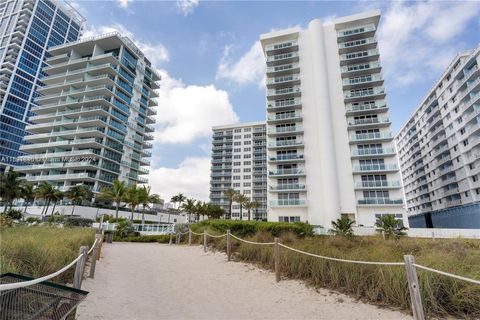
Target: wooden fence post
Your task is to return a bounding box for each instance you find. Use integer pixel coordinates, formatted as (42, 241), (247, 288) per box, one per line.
(89, 235), (101, 278)
(404, 255), (425, 320)
(227, 229), (231, 262)
(274, 237), (280, 283)
(73, 246), (88, 289)
(96, 232), (103, 261)
(188, 229), (192, 245)
(203, 231), (207, 252)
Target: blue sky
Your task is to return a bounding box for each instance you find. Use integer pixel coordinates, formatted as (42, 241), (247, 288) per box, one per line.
(72, 0), (480, 201)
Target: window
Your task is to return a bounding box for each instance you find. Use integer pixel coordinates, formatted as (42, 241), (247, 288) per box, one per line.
(278, 216), (300, 223)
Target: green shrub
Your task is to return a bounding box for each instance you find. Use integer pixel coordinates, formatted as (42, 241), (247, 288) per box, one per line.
(5, 209), (24, 220)
(190, 219), (313, 237)
(47, 214), (65, 226)
(64, 217), (94, 228)
(26, 217), (41, 224)
(0, 214), (13, 227)
(115, 220), (136, 238)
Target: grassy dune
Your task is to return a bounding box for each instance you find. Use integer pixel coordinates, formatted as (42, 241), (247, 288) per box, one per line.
(0, 226), (95, 283)
(189, 225), (480, 319)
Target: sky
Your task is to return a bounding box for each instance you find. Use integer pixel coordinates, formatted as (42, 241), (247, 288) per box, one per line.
(71, 0), (480, 202)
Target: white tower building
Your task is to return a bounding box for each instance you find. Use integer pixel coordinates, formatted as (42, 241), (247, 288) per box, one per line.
(260, 11), (405, 227)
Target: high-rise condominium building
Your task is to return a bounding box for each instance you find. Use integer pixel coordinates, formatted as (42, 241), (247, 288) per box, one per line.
(17, 32), (159, 192)
(210, 122), (267, 220)
(260, 11), (405, 227)
(396, 45), (480, 229)
(0, 0), (84, 171)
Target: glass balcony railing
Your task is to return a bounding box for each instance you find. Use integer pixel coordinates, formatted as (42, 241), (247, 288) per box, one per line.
(351, 148), (395, 157)
(353, 164), (398, 172)
(269, 154), (304, 161)
(355, 180), (401, 188)
(270, 184), (306, 191)
(269, 199), (306, 206)
(268, 113), (302, 121)
(340, 49), (379, 62)
(269, 140), (303, 148)
(265, 40), (298, 52)
(267, 98), (301, 109)
(357, 198), (403, 205)
(267, 86), (301, 97)
(266, 52), (299, 63)
(266, 63), (300, 74)
(337, 24), (375, 38)
(344, 87), (385, 99)
(269, 125), (303, 134)
(346, 103), (387, 113)
(350, 132), (393, 141)
(269, 169), (304, 176)
(348, 116), (390, 126)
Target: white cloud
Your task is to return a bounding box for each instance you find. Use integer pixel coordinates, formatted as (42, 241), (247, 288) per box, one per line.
(378, 1), (480, 87)
(81, 24), (169, 64)
(154, 70), (239, 144)
(176, 0), (199, 16)
(116, 0), (132, 9)
(149, 157), (211, 201)
(216, 41), (265, 87)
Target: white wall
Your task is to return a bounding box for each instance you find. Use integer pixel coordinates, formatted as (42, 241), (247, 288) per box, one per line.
(352, 226), (480, 239)
(15, 205), (187, 223)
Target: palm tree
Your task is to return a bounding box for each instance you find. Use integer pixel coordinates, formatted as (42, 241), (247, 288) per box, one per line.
(244, 200), (259, 221)
(49, 189), (64, 215)
(376, 215), (408, 238)
(65, 185), (93, 215)
(223, 188), (237, 220)
(99, 180), (127, 219)
(123, 184), (141, 221)
(331, 216), (355, 238)
(21, 183), (36, 213)
(138, 185), (161, 226)
(194, 201), (206, 222)
(0, 170), (23, 213)
(169, 193), (186, 223)
(35, 182), (56, 215)
(204, 203), (224, 220)
(181, 198), (197, 222)
(234, 193), (249, 221)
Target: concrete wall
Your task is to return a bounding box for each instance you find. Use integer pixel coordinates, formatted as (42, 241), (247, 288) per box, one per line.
(352, 226), (480, 239)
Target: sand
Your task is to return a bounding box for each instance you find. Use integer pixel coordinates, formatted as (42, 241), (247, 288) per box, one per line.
(77, 243), (411, 320)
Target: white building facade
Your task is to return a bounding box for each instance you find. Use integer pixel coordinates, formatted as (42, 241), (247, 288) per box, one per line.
(260, 11), (405, 227)
(210, 122), (267, 220)
(396, 45), (480, 229)
(17, 32), (159, 192)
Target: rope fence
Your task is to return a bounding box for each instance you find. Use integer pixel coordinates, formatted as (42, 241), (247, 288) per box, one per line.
(181, 228), (480, 320)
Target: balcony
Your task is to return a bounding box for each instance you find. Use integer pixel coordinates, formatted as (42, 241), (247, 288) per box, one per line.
(339, 49), (380, 65)
(269, 199), (306, 207)
(265, 40), (299, 54)
(267, 112), (302, 123)
(269, 154), (305, 162)
(337, 24), (376, 40)
(344, 87), (386, 101)
(269, 168), (305, 176)
(345, 103), (387, 115)
(349, 132), (393, 143)
(267, 98), (302, 111)
(270, 184), (306, 191)
(268, 140), (304, 149)
(338, 37), (377, 53)
(348, 116), (390, 128)
(20, 161), (97, 172)
(352, 163), (398, 173)
(266, 74), (300, 88)
(266, 86), (301, 99)
(341, 62), (381, 76)
(268, 125), (303, 136)
(351, 147), (396, 158)
(357, 198), (403, 206)
(342, 74), (383, 89)
(266, 52), (299, 66)
(25, 172), (97, 182)
(266, 63), (300, 76)
(355, 180), (401, 189)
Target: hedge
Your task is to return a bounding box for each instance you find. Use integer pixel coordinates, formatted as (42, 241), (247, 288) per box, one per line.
(190, 219), (313, 237)
(113, 234), (173, 243)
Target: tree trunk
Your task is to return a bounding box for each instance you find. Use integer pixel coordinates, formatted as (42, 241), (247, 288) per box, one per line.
(71, 204), (76, 215)
(228, 201), (232, 220)
(115, 202), (119, 219)
(141, 207), (145, 228)
(3, 201), (9, 214)
(248, 209), (251, 221)
(130, 207), (134, 221)
(51, 202), (57, 215)
(24, 201), (30, 213)
(239, 207), (242, 221)
(44, 199), (51, 216)
(41, 201), (47, 215)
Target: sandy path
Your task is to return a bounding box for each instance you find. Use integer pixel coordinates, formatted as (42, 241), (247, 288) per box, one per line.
(78, 243), (410, 320)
